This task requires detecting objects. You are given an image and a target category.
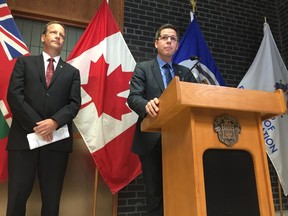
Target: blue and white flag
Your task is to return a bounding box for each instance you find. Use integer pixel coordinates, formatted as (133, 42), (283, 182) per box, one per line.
(173, 13), (225, 86)
(238, 23), (288, 195)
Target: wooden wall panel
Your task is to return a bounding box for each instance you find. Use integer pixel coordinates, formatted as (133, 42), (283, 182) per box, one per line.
(108, 0), (124, 31)
(6, 0), (123, 30)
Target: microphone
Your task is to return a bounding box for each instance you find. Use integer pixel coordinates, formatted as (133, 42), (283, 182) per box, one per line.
(190, 56), (200, 61)
(181, 56), (200, 82)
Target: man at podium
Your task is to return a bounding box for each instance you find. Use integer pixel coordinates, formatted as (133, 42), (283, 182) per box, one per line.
(127, 23), (197, 216)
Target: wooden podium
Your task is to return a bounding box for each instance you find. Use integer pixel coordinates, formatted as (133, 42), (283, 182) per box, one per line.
(141, 77), (286, 216)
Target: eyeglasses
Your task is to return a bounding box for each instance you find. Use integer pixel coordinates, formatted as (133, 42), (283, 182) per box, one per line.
(158, 35), (178, 42)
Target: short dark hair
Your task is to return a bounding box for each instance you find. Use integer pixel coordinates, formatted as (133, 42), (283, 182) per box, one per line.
(154, 23), (179, 41)
(42, 21), (66, 36)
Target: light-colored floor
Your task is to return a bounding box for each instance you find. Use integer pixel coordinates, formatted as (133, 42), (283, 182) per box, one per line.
(276, 211), (288, 216)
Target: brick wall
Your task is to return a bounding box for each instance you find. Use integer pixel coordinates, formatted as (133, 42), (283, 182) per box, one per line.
(119, 0), (288, 215)
(279, 1), (288, 66)
(12, 0), (288, 214)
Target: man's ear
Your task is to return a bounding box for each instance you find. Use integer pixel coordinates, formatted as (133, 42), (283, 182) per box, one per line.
(41, 34), (45, 43)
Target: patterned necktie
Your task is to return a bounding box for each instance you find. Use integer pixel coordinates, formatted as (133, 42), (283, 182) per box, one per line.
(163, 63), (172, 87)
(46, 58), (54, 86)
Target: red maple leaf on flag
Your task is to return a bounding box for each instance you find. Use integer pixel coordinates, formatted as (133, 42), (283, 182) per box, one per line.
(81, 55), (133, 120)
(66, 0), (141, 193)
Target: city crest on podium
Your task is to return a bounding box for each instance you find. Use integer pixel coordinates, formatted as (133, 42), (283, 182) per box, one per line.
(213, 114), (241, 147)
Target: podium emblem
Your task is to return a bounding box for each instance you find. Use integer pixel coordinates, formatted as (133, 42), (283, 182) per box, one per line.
(213, 114), (241, 147)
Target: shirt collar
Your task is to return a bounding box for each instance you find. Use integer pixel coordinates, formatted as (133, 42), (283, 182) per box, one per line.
(157, 55), (172, 69)
(42, 51), (60, 64)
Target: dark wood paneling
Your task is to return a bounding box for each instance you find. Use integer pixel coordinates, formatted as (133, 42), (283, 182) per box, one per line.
(109, 0), (124, 32)
(6, 0), (123, 30)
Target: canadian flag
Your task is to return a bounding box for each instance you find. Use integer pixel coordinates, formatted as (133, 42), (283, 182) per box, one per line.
(66, 0), (141, 193)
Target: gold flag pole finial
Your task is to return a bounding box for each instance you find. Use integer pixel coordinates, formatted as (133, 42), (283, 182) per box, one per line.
(190, 0), (197, 13)
(264, 16), (267, 23)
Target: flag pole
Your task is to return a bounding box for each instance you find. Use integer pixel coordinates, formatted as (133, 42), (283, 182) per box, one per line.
(266, 14), (283, 216)
(190, 0), (197, 13)
(92, 168), (99, 216)
(278, 178), (284, 216)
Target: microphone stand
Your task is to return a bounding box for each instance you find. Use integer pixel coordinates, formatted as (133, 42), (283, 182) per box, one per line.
(187, 59), (200, 82)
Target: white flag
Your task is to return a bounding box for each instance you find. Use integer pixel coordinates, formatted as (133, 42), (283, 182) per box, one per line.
(238, 23), (288, 195)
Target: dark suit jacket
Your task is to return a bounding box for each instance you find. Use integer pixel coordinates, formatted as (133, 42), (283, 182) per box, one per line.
(127, 58), (197, 155)
(7, 54), (81, 152)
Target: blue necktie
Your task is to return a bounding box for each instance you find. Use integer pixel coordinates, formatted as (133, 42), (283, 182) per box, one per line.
(163, 64), (172, 87)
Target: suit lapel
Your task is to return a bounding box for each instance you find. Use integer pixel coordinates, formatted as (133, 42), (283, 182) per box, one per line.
(172, 64), (181, 77)
(151, 59), (182, 91)
(36, 54), (46, 87)
(37, 55), (66, 88)
(49, 58), (65, 86)
(151, 58), (165, 92)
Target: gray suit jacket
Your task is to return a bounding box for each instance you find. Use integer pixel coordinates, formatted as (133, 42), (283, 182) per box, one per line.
(7, 54), (81, 152)
(127, 58), (197, 155)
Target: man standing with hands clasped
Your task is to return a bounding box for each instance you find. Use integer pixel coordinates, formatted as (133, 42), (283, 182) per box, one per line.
(6, 21), (81, 216)
(128, 23), (197, 216)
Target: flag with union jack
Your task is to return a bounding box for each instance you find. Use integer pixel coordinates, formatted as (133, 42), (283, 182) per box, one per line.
(0, 0), (29, 182)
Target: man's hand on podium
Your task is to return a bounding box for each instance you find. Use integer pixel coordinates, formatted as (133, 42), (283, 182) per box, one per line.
(145, 97), (159, 118)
